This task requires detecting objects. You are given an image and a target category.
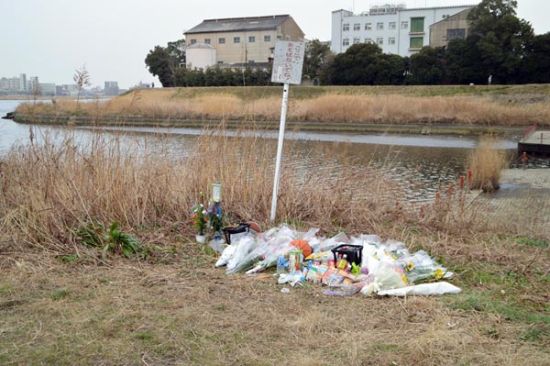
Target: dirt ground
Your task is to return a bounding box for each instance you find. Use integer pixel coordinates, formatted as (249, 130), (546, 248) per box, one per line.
(1, 233), (548, 366)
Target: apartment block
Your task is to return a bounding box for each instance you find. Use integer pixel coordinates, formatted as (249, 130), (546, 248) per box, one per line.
(331, 4), (475, 56)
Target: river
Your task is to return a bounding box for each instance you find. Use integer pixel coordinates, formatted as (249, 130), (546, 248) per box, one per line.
(1, 100), (547, 202)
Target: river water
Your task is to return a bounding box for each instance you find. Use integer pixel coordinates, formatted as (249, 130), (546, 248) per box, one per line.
(1, 100), (547, 202)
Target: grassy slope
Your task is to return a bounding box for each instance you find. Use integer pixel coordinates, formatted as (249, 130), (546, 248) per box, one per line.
(1, 232), (548, 365)
(14, 84), (550, 130)
(167, 84), (550, 99)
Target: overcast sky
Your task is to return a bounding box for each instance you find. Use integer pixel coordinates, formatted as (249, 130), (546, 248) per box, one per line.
(1, 0), (547, 88)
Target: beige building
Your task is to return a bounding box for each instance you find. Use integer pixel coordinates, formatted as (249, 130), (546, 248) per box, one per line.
(185, 14), (305, 69)
(429, 8), (472, 48)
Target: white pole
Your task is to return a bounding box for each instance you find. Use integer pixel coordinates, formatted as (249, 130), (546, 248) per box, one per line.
(270, 83), (290, 222)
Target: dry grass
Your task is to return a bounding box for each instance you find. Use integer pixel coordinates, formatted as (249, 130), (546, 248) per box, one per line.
(468, 139), (509, 192)
(16, 87), (550, 127)
(1, 236), (548, 365)
(0, 128), (414, 254)
(1, 128), (548, 364)
(0, 127), (544, 253)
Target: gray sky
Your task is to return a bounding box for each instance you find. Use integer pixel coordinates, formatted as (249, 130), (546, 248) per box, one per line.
(1, 0), (547, 88)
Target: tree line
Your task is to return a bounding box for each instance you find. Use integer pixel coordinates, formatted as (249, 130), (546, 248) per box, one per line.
(145, 0), (550, 87)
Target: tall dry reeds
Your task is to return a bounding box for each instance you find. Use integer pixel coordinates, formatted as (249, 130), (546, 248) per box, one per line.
(0, 127), (414, 252)
(2, 126), (529, 253)
(16, 89), (550, 127)
(467, 138), (508, 192)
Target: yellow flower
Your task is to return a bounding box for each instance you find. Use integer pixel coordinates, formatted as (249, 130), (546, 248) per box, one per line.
(434, 268), (444, 280)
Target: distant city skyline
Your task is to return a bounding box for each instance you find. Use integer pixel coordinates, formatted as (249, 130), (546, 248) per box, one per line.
(1, 0), (548, 88)
(0, 72), (124, 97)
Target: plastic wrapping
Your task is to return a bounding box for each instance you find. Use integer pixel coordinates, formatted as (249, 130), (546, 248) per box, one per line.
(278, 272), (305, 287)
(213, 224), (460, 298)
(377, 282), (461, 297)
(323, 283), (363, 297)
(226, 235), (257, 274)
(315, 232), (349, 253)
(215, 244), (236, 267)
(398, 250), (453, 284)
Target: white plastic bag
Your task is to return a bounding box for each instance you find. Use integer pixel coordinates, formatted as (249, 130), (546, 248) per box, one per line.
(377, 282), (461, 297)
(215, 245), (236, 267)
(226, 235), (257, 274)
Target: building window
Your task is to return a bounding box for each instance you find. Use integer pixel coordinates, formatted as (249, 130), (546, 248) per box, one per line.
(343, 38), (350, 46)
(190, 39), (197, 44)
(389, 22), (396, 30)
(353, 38), (360, 44)
(354, 23), (361, 31)
(377, 22), (384, 30)
(219, 37), (225, 44)
(401, 21), (408, 29)
(447, 28), (466, 41)
(234, 37), (240, 43)
(365, 23), (372, 30)
(343, 23), (349, 31)
(365, 38), (373, 43)
(389, 37), (396, 45)
(264, 35), (271, 42)
(204, 38), (211, 44)
(410, 17), (425, 33)
(410, 36), (423, 49)
(377, 37), (384, 45)
(249, 36), (255, 43)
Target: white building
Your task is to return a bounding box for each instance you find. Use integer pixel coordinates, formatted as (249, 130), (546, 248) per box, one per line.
(331, 4), (475, 57)
(19, 73), (27, 92)
(185, 43), (217, 70)
(39, 83), (56, 96)
(27, 76), (40, 92)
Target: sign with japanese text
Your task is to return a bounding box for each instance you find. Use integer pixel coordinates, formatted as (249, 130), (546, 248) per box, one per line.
(271, 41), (305, 85)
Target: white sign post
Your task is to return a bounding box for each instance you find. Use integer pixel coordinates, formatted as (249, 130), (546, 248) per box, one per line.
(270, 40), (305, 222)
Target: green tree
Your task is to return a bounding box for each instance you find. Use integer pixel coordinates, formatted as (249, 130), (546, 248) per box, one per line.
(167, 39), (186, 66)
(325, 43), (406, 85)
(522, 33), (550, 83)
(409, 47), (447, 84)
(468, 0), (535, 83)
(445, 38), (486, 84)
(145, 45), (178, 87)
(303, 40), (333, 84)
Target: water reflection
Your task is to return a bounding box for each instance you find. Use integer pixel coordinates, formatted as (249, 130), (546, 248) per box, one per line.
(1, 100), (548, 202)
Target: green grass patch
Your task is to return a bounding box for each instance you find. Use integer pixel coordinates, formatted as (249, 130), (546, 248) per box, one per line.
(57, 254), (80, 263)
(134, 330), (155, 342)
(516, 236), (549, 249)
(450, 291), (550, 325)
(0, 283), (13, 296)
(50, 288), (70, 301)
(370, 343), (400, 352)
(520, 325), (550, 343)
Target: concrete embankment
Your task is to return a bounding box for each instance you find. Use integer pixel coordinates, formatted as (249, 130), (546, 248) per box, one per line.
(12, 113), (525, 137)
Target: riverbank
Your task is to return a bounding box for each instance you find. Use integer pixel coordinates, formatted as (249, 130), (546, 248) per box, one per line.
(12, 113), (526, 136)
(0, 130), (548, 364)
(11, 85), (550, 135)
